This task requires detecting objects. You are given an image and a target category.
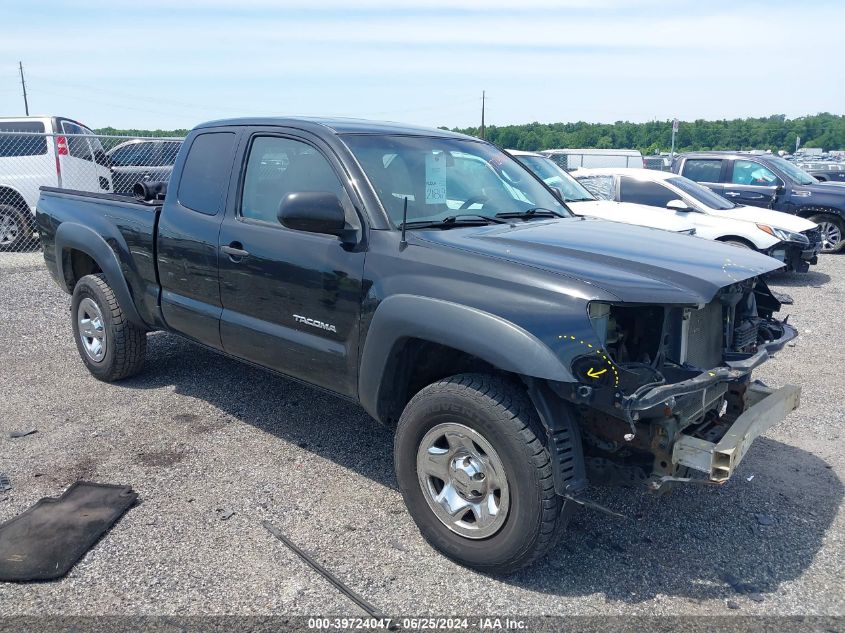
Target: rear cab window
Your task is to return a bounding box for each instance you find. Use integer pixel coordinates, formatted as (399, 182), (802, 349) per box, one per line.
(177, 132), (237, 215)
(681, 159), (723, 183)
(0, 121), (47, 157)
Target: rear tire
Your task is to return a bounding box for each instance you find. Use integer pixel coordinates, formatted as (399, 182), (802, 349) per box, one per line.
(0, 204), (29, 252)
(808, 214), (844, 253)
(394, 373), (571, 573)
(71, 274), (147, 381)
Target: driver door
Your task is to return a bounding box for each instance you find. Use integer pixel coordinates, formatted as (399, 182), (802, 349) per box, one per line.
(217, 130), (365, 397)
(723, 159), (782, 209)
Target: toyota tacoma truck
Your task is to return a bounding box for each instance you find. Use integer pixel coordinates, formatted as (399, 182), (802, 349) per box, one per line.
(36, 117), (801, 573)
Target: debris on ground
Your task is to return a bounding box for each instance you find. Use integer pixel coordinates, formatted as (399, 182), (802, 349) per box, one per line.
(0, 481), (137, 581)
(0, 474), (11, 492)
(755, 514), (776, 526)
(9, 428), (37, 438)
(726, 600), (740, 610)
(263, 520), (391, 621)
(217, 508), (235, 521)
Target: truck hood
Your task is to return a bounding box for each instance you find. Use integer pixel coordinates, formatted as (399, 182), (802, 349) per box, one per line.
(709, 205), (817, 233)
(568, 200), (697, 233)
(416, 217), (784, 304)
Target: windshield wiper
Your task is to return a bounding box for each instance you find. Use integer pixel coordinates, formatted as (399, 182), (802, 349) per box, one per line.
(400, 214), (508, 230)
(495, 207), (566, 220)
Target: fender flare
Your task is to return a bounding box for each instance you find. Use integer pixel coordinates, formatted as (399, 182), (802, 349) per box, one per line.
(796, 205), (845, 220)
(0, 185), (31, 213)
(54, 222), (147, 329)
(358, 294), (574, 421)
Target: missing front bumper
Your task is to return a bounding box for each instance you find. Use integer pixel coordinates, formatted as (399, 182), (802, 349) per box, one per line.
(672, 383), (801, 482)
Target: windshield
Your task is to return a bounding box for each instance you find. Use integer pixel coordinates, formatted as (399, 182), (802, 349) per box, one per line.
(515, 155), (595, 202)
(667, 176), (736, 210)
(341, 135), (570, 226)
(769, 156), (816, 185)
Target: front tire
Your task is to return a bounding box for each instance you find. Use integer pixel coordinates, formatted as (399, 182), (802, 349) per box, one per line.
(394, 374), (571, 573)
(71, 274), (147, 381)
(809, 214), (844, 253)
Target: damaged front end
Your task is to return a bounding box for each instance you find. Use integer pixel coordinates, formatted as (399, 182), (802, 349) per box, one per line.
(555, 277), (800, 491)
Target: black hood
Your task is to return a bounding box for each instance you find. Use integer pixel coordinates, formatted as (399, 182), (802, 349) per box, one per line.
(417, 217), (783, 304)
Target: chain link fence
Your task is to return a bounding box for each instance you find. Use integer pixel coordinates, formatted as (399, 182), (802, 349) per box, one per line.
(0, 130), (183, 252)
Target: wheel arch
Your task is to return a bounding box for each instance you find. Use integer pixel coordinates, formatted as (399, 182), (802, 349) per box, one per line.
(795, 205), (844, 220)
(715, 235), (758, 250)
(54, 222), (147, 329)
(0, 186), (31, 214)
(358, 294), (574, 425)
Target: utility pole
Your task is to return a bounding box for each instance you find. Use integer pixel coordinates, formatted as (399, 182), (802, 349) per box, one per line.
(19, 62), (29, 116)
(670, 118), (679, 160)
(480, 91), (485, 140)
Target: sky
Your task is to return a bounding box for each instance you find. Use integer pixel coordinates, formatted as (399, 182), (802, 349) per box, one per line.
(1, 0), (843, 131)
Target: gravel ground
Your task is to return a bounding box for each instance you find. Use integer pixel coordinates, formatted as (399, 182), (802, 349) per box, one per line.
(0, 251), (842, 618)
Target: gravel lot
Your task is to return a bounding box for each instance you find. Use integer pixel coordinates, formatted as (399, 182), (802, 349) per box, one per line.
(0, 250), (842, 618)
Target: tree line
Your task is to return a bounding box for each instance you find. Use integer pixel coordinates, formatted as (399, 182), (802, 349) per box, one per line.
(449, 113), (845, 154)
(95, 112), (845, 153)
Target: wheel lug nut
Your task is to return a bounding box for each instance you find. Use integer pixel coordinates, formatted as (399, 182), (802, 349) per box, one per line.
(473, 473), (485, 481)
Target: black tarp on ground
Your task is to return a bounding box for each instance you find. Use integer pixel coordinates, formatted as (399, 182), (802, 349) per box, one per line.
(0, 481), (137, 582)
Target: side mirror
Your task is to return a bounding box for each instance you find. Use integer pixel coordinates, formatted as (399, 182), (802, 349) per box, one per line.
(666, 199), (692, 212)
(551, 186), (566, 202)
(278, 192), (347, 237)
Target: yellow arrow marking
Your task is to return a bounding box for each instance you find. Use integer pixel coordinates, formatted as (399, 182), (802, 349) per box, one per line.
(586, 367), (607, 379)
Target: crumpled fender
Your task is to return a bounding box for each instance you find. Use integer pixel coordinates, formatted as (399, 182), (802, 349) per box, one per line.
(357, 294), (574, 421)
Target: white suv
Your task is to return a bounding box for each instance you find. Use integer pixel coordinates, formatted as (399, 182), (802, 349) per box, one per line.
(0, 116), (113, 250)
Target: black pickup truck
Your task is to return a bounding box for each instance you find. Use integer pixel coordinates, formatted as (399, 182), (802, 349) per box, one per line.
(673, 151), (845, 253)
(37, 117), (801, 572)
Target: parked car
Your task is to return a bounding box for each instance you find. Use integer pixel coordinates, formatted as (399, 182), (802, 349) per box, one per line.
(541, 148), (644, 170)
(508, 150), (696, 234)
(37, 117), (800, 572)
(573, 168), (821, 273)
(0, 116), (112, 250)
(798, 163), (845, 184)
(106, 139), (182, 195)
(673, 151), (845, 253)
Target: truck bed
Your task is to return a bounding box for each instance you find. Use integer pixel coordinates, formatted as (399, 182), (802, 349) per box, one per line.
(36, 187), (163, 328)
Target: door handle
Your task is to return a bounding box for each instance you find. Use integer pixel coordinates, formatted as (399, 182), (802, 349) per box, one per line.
(724, 191), (740, 197)
(221, 243), (250, 260)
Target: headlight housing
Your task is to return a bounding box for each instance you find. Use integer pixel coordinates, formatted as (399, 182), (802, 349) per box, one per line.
(756, 224), (809, 245)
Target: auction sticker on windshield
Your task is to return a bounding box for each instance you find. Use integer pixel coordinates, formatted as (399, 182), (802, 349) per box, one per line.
(425, 153), (447, 204)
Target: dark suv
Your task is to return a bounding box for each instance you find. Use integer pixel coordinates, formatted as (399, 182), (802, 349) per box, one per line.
(673, 151), (845, 253)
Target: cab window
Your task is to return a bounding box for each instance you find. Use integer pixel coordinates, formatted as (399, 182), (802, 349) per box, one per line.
(731, 160), (781, 186)
(240, 136), (345, 225)
(681, 159), (723, 183)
